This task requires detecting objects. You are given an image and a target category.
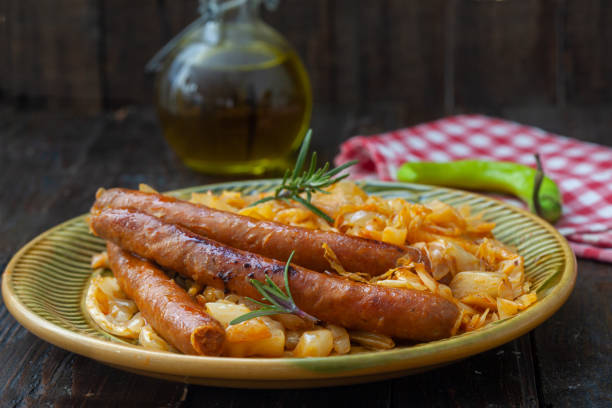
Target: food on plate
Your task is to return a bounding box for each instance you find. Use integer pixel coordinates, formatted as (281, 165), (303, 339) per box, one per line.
(88, 181), (537, 357)
(92, 188), (426, 276)
(397, 155), (562, 223)
(106, 242), (225, 355)
(85, 272), (144, 339)
(85, 175), (537, 357)
(89, 209), (460, 341)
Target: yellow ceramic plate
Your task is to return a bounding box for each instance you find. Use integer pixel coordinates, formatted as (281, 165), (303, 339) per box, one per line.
(2, 180), (576, 388)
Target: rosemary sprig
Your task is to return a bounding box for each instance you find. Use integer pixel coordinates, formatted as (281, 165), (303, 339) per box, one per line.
(229, 251), (319, 326)
(249, 129), (358, 223)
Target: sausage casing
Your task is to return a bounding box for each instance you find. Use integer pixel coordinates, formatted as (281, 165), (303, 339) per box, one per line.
(106, 242), (225, 356)
(92, 209), (459, 341)
(92, 188), (428, 276)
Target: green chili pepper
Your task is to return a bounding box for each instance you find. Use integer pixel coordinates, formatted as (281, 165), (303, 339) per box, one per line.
(397, 155), (562, 223)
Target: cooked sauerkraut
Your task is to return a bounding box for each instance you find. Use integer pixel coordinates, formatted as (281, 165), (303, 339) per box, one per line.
(191, 181), (537, 333)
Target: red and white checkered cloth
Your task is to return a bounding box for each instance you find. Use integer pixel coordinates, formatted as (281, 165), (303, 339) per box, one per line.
(334, 114), (612, 263)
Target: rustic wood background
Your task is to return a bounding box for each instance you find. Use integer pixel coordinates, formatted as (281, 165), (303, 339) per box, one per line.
(1, 0), (611, 117)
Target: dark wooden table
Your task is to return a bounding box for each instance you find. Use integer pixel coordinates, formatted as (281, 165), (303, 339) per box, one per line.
(1, 104), (610, 407)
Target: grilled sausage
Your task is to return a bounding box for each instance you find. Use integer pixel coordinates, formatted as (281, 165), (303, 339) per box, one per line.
(91, 209), (459, 341)
(92, 188), (428, 276)
(106, 242), (225, 355)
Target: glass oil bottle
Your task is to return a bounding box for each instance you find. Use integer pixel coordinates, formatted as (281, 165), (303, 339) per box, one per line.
(150, 0), (312, 175)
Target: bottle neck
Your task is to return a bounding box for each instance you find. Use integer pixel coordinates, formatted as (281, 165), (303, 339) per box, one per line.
(200, 0), (261, 24)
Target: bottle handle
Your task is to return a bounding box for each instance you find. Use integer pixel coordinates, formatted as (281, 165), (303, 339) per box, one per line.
(145, 18), (205, 73)
(145, 0), (279, 73)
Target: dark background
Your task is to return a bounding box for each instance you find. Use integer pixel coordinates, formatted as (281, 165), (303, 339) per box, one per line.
(2, 0), (611, 116)
(1, 1), (611, 407)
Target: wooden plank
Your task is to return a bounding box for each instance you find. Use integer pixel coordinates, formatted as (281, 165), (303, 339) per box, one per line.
(361, 1), (447, 110)
(564, 0), (612, 103)
(390, 337), (539, 407)
(453, 0), (557, 109)
(39, 0), (101, 111)
(0, 2), (9, 102)
(3, 1), (30, 105)
(102, 1), (166, 107)
(184, 379), (393, 407)
(0, 315), (189, 407)
(328, 0), (360, 104)
(533, 257), (611, 406)
(70, 355), (189, 406)
(101, 0), (199, 108)
(1, 0), (101, 112)
(327, 0), (447, 112)
(262, 0), (332, 102)
(163, 0), (199, 38)
(4, 0), (44, 106)
(269, 0), (447, 120)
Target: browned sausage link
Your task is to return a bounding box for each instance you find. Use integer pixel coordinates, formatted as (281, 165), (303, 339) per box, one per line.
(106, 242), (225, 356)
(92, 209), (459, 341)
(92, 188), (429, 276)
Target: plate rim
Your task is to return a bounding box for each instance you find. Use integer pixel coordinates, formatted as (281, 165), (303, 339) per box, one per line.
(1, 180), (577, 385)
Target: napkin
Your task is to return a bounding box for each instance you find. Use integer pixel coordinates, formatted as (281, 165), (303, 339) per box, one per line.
(334, 114), (612, 263)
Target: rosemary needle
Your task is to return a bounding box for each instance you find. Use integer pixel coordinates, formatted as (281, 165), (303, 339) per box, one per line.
(229, 251), (318, 326)
(249, 129), (358, 223)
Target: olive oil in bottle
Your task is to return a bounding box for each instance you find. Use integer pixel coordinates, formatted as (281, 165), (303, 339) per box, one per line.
(153, 0), (312, 175)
